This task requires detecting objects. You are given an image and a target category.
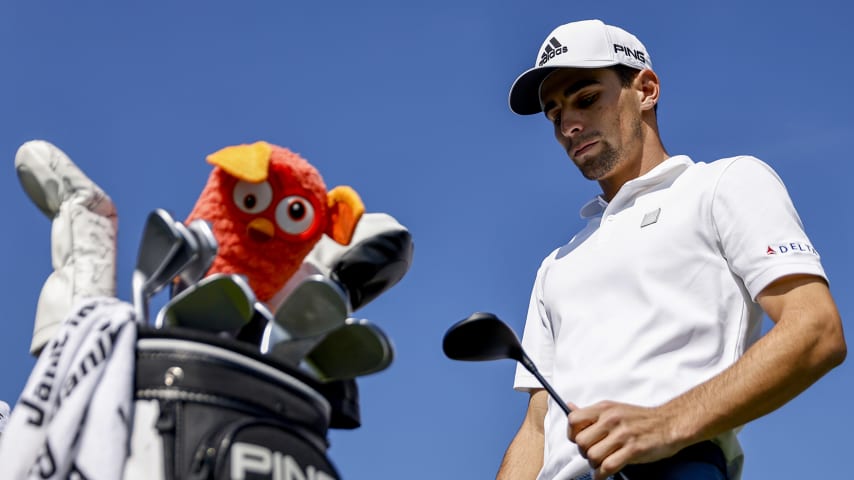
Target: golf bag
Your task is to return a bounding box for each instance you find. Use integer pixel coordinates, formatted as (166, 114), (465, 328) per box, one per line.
(125, 327), (344, 480)
(122, 212), (413, 479)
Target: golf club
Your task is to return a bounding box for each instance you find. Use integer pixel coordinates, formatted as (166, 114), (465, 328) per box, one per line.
(236, 301), (274, 346)
(305, 318), (394, 381)
(132, 209), (184, 323)
(155, 273), (256, 331)
(274, 274), (350, 336)
(442, 311), (570, 415)
(263, 274), (351, 363)
(260, 304), (296, 357)
(145, 221), (200, 298)
(173, 219), (218, 292)
(166, 219), (218, 297)
(443, 312), (632, 480)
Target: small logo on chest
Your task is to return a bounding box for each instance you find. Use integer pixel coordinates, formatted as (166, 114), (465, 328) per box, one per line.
(640, 208), (661, 228)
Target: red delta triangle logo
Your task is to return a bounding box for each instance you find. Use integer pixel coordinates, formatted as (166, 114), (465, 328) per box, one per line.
(765, 242), (819, 257)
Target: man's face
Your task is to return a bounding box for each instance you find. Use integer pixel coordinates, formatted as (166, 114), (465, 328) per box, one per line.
(539, 67), (643, 181)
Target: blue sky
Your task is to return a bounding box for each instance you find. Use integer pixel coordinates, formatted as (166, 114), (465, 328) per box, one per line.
(1, 1), (851, 478)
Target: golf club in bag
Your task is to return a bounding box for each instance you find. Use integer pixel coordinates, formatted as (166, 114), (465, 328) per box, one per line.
(442, 312), (631, 480)
(122, 209), (415, 479)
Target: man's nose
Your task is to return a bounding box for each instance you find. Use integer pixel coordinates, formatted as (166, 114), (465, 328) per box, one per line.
(560, 112), (583, 138)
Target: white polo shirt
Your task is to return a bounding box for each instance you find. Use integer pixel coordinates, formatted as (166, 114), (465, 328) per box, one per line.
(514, 155), (826, 480)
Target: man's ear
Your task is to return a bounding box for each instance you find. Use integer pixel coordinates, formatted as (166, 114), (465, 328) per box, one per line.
(636, 69), (660, 112)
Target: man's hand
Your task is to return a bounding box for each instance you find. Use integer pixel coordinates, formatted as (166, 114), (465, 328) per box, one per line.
(568, 400), (685, 480)
(569, 276), (845, 480)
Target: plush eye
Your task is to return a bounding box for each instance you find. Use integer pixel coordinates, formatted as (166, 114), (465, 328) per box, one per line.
(275, 196), (316, 235)
(232, 180), (273, 214)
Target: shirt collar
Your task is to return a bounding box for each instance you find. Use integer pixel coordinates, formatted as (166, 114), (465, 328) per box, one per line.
(577, 155), (694, 219)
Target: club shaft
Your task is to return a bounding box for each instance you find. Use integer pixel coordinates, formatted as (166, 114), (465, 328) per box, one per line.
(522, 355), (632, 480)
(521, 354), (570, 415)
(131, 272), (148, 324)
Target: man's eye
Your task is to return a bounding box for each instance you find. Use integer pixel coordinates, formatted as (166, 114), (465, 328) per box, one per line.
(578, 94), (598, 108)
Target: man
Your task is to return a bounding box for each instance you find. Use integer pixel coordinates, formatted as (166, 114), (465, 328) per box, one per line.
(498, 19), (846, 480)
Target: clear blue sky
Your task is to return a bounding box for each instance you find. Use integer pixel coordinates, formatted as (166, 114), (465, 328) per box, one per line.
(1, 1), (851, 478)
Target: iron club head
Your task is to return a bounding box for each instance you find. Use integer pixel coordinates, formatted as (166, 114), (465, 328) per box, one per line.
(237, 301), (274, 347)
(274, 274), (350, 338)
(146, 221), (200, 297)
(132, 209), (184, 323)
(155, 273), (256, 331)
(173, 219), (218, 293)
(181, 219), (218, 280)
(305, 318), (394, 381)
(261, 275), (352, 365)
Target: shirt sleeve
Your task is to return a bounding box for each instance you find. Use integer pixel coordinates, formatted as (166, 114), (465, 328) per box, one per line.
(514, 255), (557, 392)
(711, 156), (826, 300)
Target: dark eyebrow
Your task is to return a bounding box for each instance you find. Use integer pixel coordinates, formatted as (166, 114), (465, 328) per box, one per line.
(542, 77), (602, 116)
(563, 78), (601, 97)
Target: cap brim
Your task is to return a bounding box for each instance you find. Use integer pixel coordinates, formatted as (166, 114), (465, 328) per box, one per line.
(508, 60), (623, 115)
(508, 66), (561, 116)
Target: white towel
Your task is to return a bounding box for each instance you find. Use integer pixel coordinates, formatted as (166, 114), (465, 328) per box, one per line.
(0, 400), (10, 439)
(0, 297), (137, 480)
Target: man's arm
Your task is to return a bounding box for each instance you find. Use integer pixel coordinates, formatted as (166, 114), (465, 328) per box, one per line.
(497, 389), (548, 480)
(568, 274), (846, 479)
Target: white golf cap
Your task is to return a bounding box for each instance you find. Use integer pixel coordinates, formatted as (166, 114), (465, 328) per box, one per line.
(508, 19), (652, 115)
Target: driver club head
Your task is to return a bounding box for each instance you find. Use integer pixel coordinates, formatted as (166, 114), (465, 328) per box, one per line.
(442, 311), (525, 363)
(443, 311), (571, 416)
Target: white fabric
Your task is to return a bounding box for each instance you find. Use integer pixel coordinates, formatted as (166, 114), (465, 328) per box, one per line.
(0, 400), (9, 436)
(32, 202), (118, 355)
(513, 155), (826, 480)
(15, 140), (118, 356)
(122, 400), (165, 480)
(509, 19), (651, 114)
(0, 297), (137, 480)
(535, 19), (649, 70)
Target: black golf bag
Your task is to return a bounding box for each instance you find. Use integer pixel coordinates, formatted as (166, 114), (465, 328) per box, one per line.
(121, 213), (413, 479)
(126, 327), (357, 480)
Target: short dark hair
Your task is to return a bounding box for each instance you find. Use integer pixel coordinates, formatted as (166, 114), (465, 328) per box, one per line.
(610, 65), (658, 114)
(611, 64), (641, 87)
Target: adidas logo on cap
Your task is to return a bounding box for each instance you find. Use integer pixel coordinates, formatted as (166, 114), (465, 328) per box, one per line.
(538, 37), (568, 66)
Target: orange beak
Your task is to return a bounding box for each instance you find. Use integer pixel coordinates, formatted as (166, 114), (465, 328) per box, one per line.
(247, 218), (275, 242)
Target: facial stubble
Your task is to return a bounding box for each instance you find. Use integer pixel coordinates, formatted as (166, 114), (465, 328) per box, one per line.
(574, 113), (644, 181)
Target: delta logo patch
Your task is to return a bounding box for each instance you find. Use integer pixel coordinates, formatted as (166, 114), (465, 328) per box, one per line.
(766, 241), (819, 257)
